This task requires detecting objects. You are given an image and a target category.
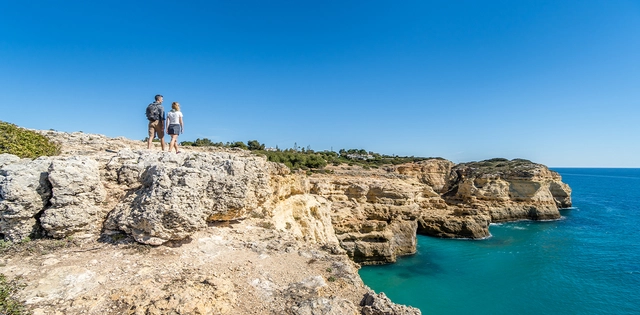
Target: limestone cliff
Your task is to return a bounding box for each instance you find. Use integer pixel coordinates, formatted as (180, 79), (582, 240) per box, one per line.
(306, 158), (571, 264)
(0, 130), (572, 314)
(442, 159), (572, 221)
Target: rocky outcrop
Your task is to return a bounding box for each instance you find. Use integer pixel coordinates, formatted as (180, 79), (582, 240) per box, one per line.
(102, 150), (274, 245)
(361, 290), (421, 315)
(0, 155), (108, 241)
(270, 194), (340, 247)
(442, 159), (572, 223)
(309, 176), (433, 264)
(40, 157), (106, 238)
(0, 153), (22, 168)
(0, 156), (52, 241)
(417, 209), (491, 239)
(393, 158), (454, 192)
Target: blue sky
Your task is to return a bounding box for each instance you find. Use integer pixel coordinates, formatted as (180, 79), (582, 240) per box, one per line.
(1, 0), (639, 167)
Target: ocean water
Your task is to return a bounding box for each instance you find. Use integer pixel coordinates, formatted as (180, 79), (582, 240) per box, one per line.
(359, 168), (640, 315)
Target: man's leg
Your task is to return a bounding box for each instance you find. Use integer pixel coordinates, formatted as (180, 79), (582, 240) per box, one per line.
(157, 125), (166, 151)
(147, 121), (156, 149)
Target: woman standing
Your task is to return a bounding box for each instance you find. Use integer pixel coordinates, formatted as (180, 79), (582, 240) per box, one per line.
(166, 102), (184, 153)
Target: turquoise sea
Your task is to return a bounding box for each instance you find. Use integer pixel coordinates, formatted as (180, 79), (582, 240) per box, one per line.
(359, 168), (640, 315)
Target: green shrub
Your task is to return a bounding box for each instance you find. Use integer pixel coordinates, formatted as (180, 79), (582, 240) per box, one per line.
(0, 121), (60, 159)
(258, 151), (328, 170)
(247, 140), (265, 151)
(193, 138), (215, 146)
(229, 141), (248, 150)
(0, 274), (28, 315)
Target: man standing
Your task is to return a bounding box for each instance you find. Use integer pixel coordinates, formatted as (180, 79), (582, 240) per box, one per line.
(146, 94), (166, 150)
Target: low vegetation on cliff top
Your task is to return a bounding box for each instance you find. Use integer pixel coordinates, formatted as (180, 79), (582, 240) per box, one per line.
(455, 158), (544, 177)
(0, 121), (60, 159)
(180, 138), (444, 170)
(457, 158), (537, 169)
(0, 274), (28, 315)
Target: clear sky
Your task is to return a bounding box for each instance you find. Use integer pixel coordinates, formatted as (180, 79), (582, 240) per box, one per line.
(1, 1), (639, 167)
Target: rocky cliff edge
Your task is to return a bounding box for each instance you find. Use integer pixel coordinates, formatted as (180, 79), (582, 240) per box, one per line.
(0, 130), (571, 314)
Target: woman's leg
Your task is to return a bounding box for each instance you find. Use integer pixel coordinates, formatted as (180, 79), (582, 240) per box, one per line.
(170, 135), (178, 153)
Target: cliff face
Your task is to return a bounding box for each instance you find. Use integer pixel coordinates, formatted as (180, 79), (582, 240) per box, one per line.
(0, 130), (571, 314)
(306, 158), (571, 264)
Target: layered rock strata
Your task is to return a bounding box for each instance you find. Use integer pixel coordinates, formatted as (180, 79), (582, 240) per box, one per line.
(306, 158), (571, 264)
(441, 159), (572, 222)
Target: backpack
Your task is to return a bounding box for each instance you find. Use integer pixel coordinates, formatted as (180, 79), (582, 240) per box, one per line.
(146, 103), (161, 121)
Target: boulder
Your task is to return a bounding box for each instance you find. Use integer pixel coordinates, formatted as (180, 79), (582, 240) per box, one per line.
(40, 156), (106, 238)
(360, 291), (421, 315)
(0, 156), (53, 241)
(0, 153), (22, 168)
(104, 151), (273, 245)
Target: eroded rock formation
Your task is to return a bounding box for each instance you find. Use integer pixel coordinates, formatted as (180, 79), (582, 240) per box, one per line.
(0, 155), (52, 241)
(41, 157), (106, 238)
(102, 150), (274, 245)
(442, 159), (572, 222)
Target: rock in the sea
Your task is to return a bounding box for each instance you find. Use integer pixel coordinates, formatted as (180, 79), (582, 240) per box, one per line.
(442, 160), (572, 223)
(549, 181), (572, 208)
(417, 211), (491, 239)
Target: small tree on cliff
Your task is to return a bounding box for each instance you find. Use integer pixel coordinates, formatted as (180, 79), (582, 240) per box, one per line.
(247, 140), (265, 151)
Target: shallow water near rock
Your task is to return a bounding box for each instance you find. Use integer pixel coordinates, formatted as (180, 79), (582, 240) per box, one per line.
(359, 168), (640, 314)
